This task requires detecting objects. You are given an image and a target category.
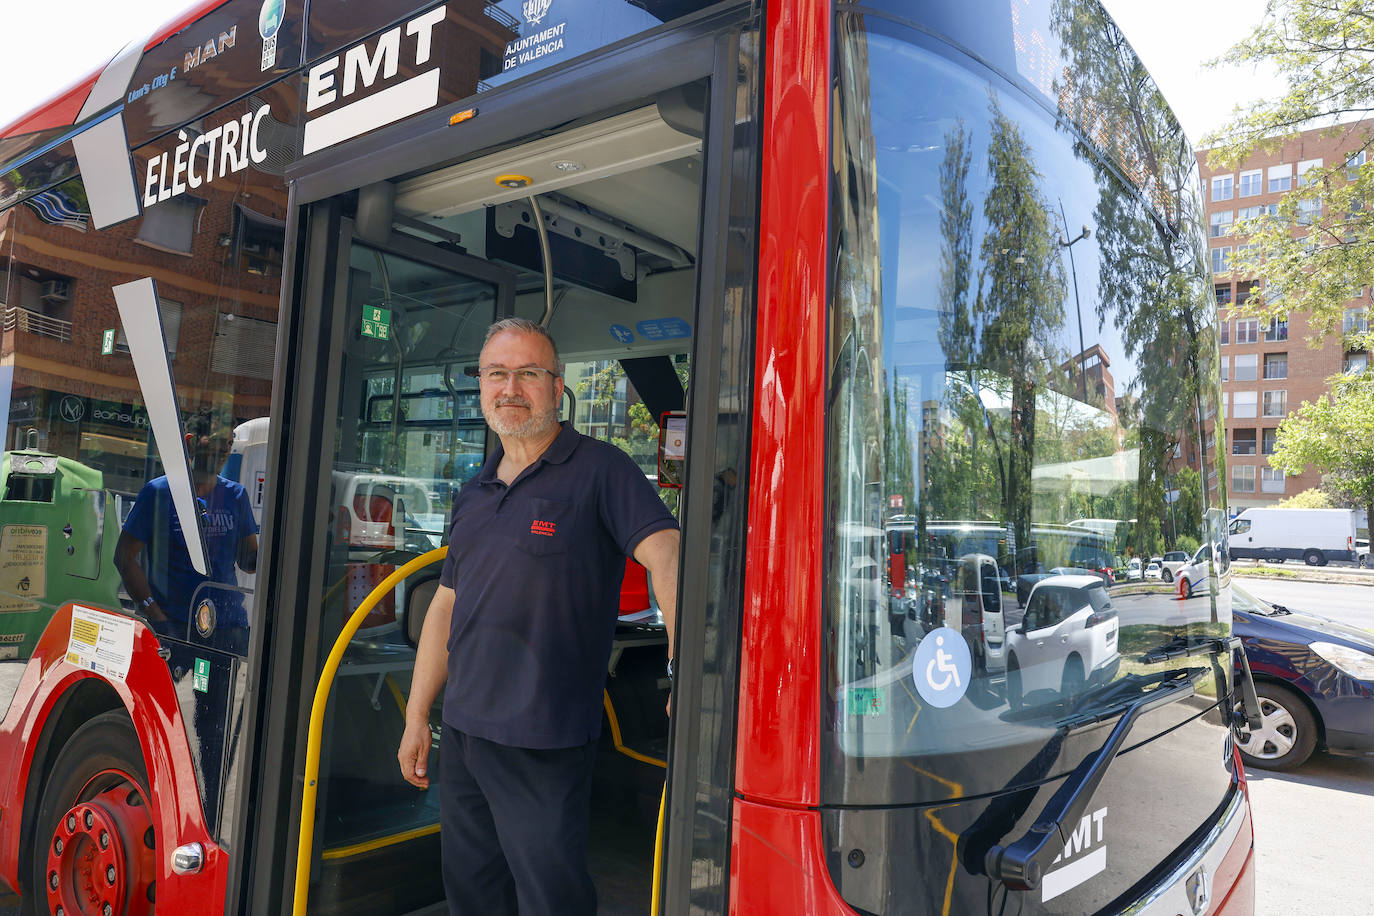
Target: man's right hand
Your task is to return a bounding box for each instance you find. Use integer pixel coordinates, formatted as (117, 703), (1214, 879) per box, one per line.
(398, 718), (433, 789)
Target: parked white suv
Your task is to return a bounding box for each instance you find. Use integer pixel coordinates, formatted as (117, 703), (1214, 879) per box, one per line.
(1005, 575), (1120, 708)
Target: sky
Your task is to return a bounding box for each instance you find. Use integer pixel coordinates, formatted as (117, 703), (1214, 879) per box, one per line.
(0, 0), (1285, 145)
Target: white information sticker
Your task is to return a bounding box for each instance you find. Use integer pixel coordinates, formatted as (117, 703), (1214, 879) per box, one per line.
(0, 524), (46, 614)
(66, 606), (136, 681)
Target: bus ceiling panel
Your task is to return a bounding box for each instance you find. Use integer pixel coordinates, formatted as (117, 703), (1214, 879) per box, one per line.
(537, 269), (694, 362)
(287, 25), (719, 205)
(561, 156), (701, 255)
(393, 105), (700, 220)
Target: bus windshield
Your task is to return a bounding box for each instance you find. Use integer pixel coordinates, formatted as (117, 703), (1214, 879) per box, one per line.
(824, 7), (1227, 805)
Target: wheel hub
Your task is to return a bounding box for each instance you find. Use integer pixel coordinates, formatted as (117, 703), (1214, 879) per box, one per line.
(1237, 698), (1297, 759)
(46, 778), (155, 916)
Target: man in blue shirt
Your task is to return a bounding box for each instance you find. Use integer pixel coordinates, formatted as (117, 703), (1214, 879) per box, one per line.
(397, 318), (679, 916)
(115, 410), (259, 647)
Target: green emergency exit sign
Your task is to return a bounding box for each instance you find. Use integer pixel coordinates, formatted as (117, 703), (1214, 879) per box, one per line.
(101, 329), (115, 355)
(360, 306), (391, 340)
(193, 657), (210, 693)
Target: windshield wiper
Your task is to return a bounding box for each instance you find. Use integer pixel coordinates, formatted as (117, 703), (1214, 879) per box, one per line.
(984, 667), (1204, 892)
(1140, 634), (1261, 732)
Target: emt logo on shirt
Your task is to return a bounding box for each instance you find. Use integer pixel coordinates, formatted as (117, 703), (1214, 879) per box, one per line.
(530, 519), (557, 537)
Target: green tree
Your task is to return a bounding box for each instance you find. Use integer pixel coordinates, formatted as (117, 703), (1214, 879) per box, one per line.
(1203, 0), (1374, 351)
(1269, 373), (1374, 526)
(1205, 1), (1374, 528)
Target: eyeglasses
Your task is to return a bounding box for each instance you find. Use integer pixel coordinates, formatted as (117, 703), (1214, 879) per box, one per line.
(477, 366), (559, 385)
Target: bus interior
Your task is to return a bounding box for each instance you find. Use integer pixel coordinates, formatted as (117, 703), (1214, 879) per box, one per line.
(303, 90), (706, 914)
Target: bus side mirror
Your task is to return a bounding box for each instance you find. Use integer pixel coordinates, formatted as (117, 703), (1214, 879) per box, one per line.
(405, 576), (440, 647)
(657, 410), (687, 489)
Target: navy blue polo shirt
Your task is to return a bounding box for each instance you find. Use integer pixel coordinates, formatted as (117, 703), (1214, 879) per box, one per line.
(438, 421), (677, 748)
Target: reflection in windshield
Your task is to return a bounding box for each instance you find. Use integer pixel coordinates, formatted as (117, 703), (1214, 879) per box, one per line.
(825, 10), (1227, 789)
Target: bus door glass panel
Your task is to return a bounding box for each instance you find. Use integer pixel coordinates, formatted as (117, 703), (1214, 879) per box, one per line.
(1, 90), (290, 838)
(305, 230), (504, 915)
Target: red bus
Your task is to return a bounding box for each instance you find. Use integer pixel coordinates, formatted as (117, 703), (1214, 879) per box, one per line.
(0, 0), (1257, 913)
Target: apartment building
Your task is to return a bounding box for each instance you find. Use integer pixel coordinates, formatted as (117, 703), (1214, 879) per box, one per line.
(1197, 127), (1371, 511)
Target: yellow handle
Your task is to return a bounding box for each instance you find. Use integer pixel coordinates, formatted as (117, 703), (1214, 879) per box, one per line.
(292, 547), (448, 916)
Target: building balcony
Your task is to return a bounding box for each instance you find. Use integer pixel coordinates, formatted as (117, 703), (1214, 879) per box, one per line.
(3, 304), (73, 343)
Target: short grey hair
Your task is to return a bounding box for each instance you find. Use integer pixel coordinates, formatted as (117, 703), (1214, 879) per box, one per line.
(483, 317), (564, 377)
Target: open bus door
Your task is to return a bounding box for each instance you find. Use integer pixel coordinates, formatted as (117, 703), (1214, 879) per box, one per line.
(265, 48), (753, 909)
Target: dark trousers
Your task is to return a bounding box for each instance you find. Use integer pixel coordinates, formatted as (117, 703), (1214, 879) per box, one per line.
(440, 729), (598, 916)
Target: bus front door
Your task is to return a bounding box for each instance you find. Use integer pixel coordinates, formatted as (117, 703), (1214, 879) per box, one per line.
(289, 92), (705, 915)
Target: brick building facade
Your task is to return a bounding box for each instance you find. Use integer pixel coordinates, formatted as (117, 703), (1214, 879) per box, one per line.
(1197, 127), (1371, 511)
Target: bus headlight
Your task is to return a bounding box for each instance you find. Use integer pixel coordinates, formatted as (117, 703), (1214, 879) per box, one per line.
(1309, 641), (1374, 680)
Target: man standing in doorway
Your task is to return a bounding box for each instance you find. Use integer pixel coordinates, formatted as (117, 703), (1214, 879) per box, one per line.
(397, 318), (680, 916)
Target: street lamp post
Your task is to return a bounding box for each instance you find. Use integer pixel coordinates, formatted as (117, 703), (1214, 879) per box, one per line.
(1058, 201), (1092, 405)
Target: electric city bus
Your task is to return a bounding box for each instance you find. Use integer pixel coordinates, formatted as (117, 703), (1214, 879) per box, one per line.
(0, 0), (1258, 913)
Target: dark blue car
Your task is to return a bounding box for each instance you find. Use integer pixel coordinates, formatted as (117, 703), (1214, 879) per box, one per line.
(1233, 583), (1374, 770)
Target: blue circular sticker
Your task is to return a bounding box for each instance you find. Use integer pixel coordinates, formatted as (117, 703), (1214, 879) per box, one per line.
(259, 0), (285, 40)
(912, 627), (972, 708)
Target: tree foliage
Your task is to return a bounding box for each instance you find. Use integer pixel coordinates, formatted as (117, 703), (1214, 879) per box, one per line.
(1203, 0), (1374, 350)
(1269, 373), (1374, 524)
(1279, 487), (1335, 507)
(1204, 1), (1374, 522)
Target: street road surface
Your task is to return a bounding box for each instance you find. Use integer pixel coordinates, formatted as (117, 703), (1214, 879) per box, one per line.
(1235, 576), (1374, 632)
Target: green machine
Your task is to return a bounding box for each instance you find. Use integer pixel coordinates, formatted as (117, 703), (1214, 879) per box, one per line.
(0, 451), (122, 659)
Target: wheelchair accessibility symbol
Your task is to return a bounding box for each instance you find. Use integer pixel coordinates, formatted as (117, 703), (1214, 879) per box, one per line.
(912, 627), (972, 708)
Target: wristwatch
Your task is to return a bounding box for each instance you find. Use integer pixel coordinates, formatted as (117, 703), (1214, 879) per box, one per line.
(666, 657), (675, 680)
(140, 596), (156, 609)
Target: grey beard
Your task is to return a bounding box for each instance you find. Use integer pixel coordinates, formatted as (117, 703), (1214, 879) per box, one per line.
(483, 403), (560, 439)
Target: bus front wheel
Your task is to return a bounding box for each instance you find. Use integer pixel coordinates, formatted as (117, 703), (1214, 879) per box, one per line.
(31, 711), (156, 916)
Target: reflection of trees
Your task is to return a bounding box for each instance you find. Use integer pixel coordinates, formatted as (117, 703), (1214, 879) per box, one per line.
(930, 99), (1067, 554)
(1051, 0), (1217, 569)
(975, 96), (1067, 551)
(934, 121), (995, 519)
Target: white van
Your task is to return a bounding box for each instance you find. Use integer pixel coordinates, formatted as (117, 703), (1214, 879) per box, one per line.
(951, 553), (1007, 674)
(1228, 507), (1359, 566)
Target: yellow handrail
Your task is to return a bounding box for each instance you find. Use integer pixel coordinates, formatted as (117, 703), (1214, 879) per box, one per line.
(651, 784), (666, 916)
(292, 546), (448, 916)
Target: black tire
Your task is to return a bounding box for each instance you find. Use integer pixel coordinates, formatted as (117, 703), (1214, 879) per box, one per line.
(29, 710), (156, 916)
(1162, 569), (1173, 583)
(1060, 655), (1086, 700)
(1235, 683), (1319, 771)
(1304, 549), (1323, 567)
